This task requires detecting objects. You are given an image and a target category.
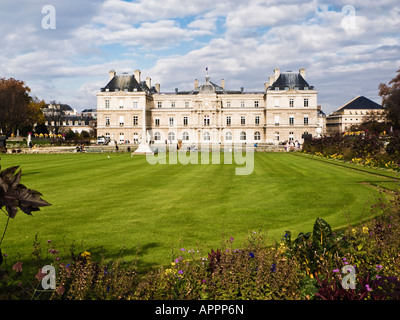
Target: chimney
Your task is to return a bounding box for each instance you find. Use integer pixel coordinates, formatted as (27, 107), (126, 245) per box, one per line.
(221, 79), (225, 89)
(146, 77), (151, 89)
(194, 79), (199, 90)
(134, 69), (141, 83)
(109, 70), (116, 80)
(299, 68), (306, 79)
(274, 68), (280, 81)
(269, 76), (275, 86)
(155, 83), (160, 93)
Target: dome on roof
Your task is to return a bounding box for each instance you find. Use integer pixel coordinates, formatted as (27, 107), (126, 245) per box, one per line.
(199, 76), (215, 94)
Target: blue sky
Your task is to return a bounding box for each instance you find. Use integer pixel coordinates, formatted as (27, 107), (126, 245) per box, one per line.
(0, 0), (399, 114)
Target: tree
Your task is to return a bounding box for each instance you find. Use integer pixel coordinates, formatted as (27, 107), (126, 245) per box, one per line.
(379, 68), (400, 130)
(0, 78), (45, 136)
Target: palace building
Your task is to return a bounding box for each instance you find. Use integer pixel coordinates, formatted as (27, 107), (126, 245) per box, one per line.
(96, 68), (320, 146)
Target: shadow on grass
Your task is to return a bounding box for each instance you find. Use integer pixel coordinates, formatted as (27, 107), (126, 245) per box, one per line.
(83, 242), (162, 274)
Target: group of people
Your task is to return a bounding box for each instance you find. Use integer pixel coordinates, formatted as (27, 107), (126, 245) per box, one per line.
(75, 143), (86, 152)
(284, 140), (301, 152)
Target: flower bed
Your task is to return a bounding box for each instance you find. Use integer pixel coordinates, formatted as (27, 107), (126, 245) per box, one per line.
(1, 188), (400, 300)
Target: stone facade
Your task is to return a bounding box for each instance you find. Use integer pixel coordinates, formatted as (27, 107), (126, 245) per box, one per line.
(325, 96), (384, 134)
(96, 68), (320, 145)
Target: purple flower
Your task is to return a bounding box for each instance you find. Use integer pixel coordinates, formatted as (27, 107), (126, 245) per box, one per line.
(365, 285), (372, 291)
(333, 269), (340, 273)
(249, 252), (254, 258)
(180, 248), (186, 251)
(178, 270), (183, 274)
(230, 237), (234, 243)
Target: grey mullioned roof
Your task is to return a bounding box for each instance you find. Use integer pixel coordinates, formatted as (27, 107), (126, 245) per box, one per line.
(101, 74), (157, 93)
(174, 77), (251, 95)
(269, 72), (314, 90)
(337, 96), (382, 110)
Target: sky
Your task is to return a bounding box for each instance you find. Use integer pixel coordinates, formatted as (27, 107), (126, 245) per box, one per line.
(0, 0), (399, 115)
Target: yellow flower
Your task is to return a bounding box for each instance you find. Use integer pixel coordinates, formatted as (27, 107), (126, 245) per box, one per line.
(81, 251), (91, 258)
(362, 226), (369, 234)
(351, 228), (357, 235)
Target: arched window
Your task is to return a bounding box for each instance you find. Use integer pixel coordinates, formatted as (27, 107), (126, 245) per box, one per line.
(274, 132), (279, 141)
(182, 132), (189, 141)
(254, 131), (261, 141)
(225, 132), (232, 141)
(203, 132), (210, 141)
(168, 132), (175, 142)
(154, 132), (161, 141)
(240, 132), (246, 141)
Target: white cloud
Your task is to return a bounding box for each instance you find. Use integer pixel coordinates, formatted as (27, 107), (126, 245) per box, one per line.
(0, 0), (399, 114)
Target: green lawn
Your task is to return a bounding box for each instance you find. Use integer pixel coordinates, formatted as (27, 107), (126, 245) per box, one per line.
(0, 151), (397, 270)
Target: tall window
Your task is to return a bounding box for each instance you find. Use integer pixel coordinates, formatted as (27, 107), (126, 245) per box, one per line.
(254, 131), (261, 141)
(203, 132), (210, 141)
(168, 132), (175, 141)
(183, 116), (188, 126)
(154, 132), (161, 141)
(105, 116), (110, 126)
(240, 132), (246, 141)
(289, 116), (294, 125)
(274, 115), (280, 125)
(171, 101), (175, 108)
(226, 101), (231, 108)
(241, 116), (246, 125)
(289, 132), (294, 141)
(255, 115), (260, 125)
(254, 101), (259, 108)
(133, 116), (138, 126)
(274, 132), (280, 141)
(105, 99), (110, 109)
(155, 118), (160, 126)
(274, 99), (280, 107)
(182, 132), (189, 140)
(226, 116), (231, 126)
(119, 99), (124, 109)
(289, 98), (294, 107)
(241, 101), (245, 108)
(169, 117), (174, 126)
(185, 101), (190, 108)
(157, 101), (162, 108)
(226, 132), (232, 141)
(119, 116), (124, 126)
(119, 133), (124, 142)
(304, 98), (309, 107)
(204, 115), (210, 126)
(304, 115), (309, 125)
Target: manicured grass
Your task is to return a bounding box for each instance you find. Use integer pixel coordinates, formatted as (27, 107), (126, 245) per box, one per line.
(0, 151), (396, 270)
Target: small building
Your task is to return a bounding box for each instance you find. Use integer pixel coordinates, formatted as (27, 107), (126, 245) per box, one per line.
(325, 96), (384, 134)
